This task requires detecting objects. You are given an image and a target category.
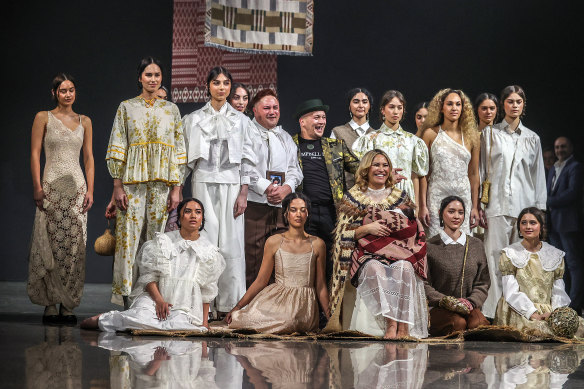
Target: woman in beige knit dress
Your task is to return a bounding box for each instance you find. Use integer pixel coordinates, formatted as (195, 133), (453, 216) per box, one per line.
(29, 73), (94, 324)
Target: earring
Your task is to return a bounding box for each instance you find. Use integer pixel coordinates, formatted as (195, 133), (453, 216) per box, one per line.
(382, 115), (385, 121)
(349, 110), (353, 119)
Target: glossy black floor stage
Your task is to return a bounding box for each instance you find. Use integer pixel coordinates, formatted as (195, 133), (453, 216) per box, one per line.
(2, 282), (584, 388)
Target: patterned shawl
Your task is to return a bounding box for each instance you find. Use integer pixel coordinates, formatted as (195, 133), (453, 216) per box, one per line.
(323, 185), (426, 332)
(351, 207), (427, 286)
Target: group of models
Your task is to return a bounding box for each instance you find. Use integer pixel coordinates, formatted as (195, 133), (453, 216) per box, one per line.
(29, 56), (582, 340)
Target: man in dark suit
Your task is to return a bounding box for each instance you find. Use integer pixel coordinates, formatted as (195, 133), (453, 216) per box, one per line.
(547, 136), (584, 314)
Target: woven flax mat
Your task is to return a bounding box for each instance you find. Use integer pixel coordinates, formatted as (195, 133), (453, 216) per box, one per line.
(130, 325), (584, 344)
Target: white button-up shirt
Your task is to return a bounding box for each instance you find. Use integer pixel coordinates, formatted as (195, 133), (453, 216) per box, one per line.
(480, 121), (547, 218)
(183, 102), (257, 185)
(551, 155), (573, 190)
(247, 119), (303, 206)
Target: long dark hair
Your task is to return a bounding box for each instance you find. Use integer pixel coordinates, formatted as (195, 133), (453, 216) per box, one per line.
(438, 195), (466, 227)
(176, 197), (206, 230)
(51, 73), (75, 103)
(282, 192), (311, 227)
(136, 56), (163, 90)
(517, 207), (546, 240)
(474, 93), (499, 123)
(500, 85), (527, 119)
(206, 66), (233, 97)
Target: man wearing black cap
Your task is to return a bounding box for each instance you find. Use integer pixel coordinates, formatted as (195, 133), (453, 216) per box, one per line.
(292, 99), (359, 281)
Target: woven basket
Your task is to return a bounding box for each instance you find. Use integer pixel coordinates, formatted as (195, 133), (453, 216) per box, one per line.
(94, 221), (115, 256)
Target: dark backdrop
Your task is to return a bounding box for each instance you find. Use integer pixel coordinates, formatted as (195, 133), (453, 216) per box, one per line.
(2, 1), (581, 282)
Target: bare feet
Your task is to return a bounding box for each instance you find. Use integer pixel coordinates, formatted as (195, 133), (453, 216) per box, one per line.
(80, 314), (102, 329)
(396, 322), (409, 338)
(384, 319), (398, 339)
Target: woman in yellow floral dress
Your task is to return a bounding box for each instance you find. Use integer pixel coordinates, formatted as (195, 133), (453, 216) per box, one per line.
(105, 57), (186, 308)
(494, 207), (584, 336)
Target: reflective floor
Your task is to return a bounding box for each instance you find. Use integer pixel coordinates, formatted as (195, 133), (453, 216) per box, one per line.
(3, 283), (584, 388)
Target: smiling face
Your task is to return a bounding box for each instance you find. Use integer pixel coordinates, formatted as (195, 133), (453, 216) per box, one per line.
(442, 200), (465, 231)
(442, 92), (462, 122)
(286, 198), (309, 229)
(415, 107), (428, 131)
(350, 92), (370, 121)
(477, 99), (497, 126)
(139, 64), (162, 94)
(299, 110), (327, 140)
(209, 73), (231, 103)
(503, 92), (524, 120)
(519, 212), (541, 241)
(367, 153), (391, 189)
(179, 201), (204, 233)
(253, 95), (280, 129)
(554, 137), (573, 162)
(54, 80), (76, 106)
(230, 87), (249, 112)
(382, 97), (404, 126)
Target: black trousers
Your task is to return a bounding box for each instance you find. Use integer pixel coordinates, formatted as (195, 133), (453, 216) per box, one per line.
(304, 202), (336, 283)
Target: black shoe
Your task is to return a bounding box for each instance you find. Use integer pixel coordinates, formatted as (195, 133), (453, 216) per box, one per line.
(60, 314), (77, 325)
(42, 315), (61, 325)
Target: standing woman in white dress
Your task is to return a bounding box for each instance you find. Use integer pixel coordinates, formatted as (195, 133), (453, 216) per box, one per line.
(183, 67), (257, 320)
(419, 89), (480, 238)
(480, 85), (547, 318)
(29, 73), (94, 324)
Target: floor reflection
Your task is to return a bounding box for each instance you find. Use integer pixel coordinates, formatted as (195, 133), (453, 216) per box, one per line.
(76, 332), (584, 388)
(25, 326), (82, 389)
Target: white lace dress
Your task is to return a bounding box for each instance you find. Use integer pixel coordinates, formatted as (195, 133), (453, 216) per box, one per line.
(427, 129), (472, 237)
(99, 231), (226, 332)
(28, 112), (87, 310)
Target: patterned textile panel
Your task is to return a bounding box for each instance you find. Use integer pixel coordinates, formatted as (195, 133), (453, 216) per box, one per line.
(172, 0), (277, 103)
(205, 0), (314, 55)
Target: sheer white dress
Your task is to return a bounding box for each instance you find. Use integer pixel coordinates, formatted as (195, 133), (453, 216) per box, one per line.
(427, 128), (472, 237)
(99, 231), (225, 332)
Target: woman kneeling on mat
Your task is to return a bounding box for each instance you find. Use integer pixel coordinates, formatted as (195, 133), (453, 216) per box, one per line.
(424, 196), (491, 336)
(81, 198), (225, 332)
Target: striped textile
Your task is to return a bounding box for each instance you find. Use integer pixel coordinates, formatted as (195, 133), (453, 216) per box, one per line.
(205, 0), (314, 55)
(172, 0), (277, 103)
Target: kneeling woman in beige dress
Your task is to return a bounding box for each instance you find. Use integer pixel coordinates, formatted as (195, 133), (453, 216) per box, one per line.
(494, 207), (584, 336)
(424, 195), (491, 336)
(226, 193), (330, 334)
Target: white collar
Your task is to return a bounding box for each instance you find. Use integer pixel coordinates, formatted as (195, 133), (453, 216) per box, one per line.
(502, 241), (564, 271)
(204, 101), (230, 116)
(349, 119), (370, 131)
(252, 118), (282, 134)
(554, 155), (573, 169)
(439, 229), (466, 246)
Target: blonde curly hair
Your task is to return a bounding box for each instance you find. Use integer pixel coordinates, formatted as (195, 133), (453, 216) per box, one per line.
(423, 89), (479, 147)
(355, 149), (394, 192)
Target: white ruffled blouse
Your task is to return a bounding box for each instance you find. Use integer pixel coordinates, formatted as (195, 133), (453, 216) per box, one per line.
(130, 231), (226, 325)
(501, 241), (570, 319)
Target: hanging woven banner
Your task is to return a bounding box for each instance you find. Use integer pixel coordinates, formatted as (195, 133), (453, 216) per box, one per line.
(172, 0), (277, 103)
(205, 0), (314, 56)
